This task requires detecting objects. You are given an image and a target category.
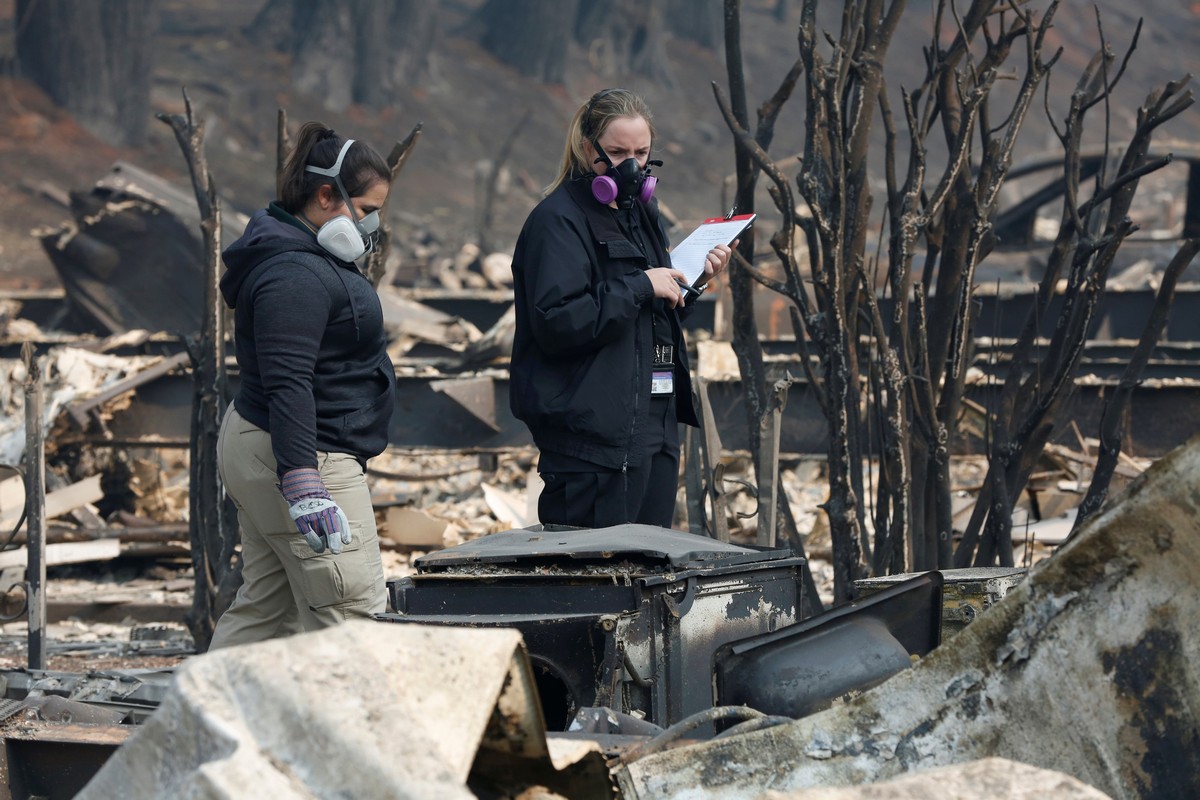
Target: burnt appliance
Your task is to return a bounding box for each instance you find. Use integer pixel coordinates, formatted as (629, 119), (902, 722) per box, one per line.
(379, 524), (811, 730)
(714, 570), (944, 719)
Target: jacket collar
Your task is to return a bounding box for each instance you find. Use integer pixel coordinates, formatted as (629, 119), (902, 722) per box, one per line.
(563, 178), (668, 261)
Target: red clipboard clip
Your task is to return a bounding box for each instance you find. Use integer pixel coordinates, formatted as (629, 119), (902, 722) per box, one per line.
(701, 213), (756, 225)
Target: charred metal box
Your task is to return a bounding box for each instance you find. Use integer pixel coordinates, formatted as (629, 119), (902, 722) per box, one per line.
(855, 566), (1026, 638)
(378, 524), (808, 730)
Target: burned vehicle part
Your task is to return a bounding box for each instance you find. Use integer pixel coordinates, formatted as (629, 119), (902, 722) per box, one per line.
(380, 524), (811, 730)
(714, 572), (943, 719)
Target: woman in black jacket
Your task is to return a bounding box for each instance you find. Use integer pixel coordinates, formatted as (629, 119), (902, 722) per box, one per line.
(209, 122), (395, 649)
(510, 88), (733, 529)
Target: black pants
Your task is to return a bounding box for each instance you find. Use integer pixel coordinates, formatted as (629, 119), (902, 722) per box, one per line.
(538, 396), (680, 528)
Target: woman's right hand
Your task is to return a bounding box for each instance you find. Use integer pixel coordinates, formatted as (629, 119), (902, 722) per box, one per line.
(646, 267), (691, 308)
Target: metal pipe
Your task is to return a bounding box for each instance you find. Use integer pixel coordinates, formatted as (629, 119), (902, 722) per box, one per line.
(23, 343), (47, 670)
(616, 706), (769, 764)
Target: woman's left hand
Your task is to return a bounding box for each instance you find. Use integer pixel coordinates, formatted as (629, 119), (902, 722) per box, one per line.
(697, 240), (738, 289)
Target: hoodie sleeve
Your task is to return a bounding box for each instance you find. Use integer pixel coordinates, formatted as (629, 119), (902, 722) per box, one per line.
(249, 263), (332, 477)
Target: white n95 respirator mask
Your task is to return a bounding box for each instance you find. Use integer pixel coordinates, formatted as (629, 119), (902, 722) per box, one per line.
(314, 207), (380, 262)
(305, 139), (381, 263)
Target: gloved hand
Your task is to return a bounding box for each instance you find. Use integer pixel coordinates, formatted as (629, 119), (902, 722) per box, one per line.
(279, 467), (353, 554)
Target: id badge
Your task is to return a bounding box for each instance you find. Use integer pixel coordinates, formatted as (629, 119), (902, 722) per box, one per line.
(651, 369), (675, 395)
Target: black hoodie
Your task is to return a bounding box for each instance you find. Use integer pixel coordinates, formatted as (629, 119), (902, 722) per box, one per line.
(220, 203), (395, 477)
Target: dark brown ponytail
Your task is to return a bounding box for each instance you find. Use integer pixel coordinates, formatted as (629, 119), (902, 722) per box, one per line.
(278, 121), (390, 213)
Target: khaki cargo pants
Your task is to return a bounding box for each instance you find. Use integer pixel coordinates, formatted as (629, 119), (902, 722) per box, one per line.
(208, 406), (386, 650)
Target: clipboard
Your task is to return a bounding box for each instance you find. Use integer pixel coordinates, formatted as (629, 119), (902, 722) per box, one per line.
(669, 213), (756, 287)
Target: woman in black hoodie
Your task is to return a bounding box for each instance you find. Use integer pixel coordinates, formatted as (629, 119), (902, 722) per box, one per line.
(209, 122), (395, 649)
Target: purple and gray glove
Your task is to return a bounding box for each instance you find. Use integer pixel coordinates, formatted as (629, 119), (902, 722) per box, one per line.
(279, 467), (352, 554)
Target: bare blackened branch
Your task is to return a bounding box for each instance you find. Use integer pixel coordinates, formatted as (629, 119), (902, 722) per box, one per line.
(756, 57), (805, 153)
(156, 89), (237, 651)
(733, 249), (792, 296)
(1080, 14), (1141, 114)
(712, 81), (811, 321)
(275, 108), (290, 201)
(1073, 238), (1200, 531)
(366, 122), (424, 288)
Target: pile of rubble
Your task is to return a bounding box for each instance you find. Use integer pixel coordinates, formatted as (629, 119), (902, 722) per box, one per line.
(51, 431), (1200, 798)
(0, 159), (1183, 799)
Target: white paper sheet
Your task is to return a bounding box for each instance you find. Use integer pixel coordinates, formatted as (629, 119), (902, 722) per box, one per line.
(668, 214), (756, 285)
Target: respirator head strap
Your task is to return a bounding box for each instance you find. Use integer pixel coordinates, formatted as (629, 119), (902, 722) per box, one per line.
(304, 138), (355, 179)
(305, 139), (366, 230)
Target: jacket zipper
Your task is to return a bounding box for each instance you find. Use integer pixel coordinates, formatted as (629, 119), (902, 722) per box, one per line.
(623, 312), (641, 483)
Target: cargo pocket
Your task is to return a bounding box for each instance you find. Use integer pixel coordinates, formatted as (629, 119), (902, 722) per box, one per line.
(288, 522), (376, 610)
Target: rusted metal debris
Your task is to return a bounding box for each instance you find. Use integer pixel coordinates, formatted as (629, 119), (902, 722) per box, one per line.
(8, 334), (1198, 457)
(385, 525), (818, 730)
(1, 720), (131, 800)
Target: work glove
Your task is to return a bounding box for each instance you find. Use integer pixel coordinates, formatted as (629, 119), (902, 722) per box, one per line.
(279, 467), (353, 554)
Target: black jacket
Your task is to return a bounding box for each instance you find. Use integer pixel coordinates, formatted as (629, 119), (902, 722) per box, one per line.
(509, 177), (699, 470)
(220, 204), (396, 476)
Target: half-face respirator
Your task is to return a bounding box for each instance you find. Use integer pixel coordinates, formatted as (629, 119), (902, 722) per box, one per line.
(591, 142), (662, 207)
(305, 139), (381, 263)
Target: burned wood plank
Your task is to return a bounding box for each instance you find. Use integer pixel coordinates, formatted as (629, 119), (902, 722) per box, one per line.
(23, 344), (47, 671)
(65, 351), (191, 428)
(0, 475), (103, 532)
(7, 524), (190, 546)
(0, 540), (123, 571)
(43, 600), (189, 625)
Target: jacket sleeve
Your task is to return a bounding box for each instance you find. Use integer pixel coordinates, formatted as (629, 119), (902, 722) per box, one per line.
(250, 263), (331, 476)
(520, 207), (654, 358)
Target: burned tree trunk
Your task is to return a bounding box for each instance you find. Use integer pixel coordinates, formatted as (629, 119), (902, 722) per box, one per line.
(720, 0), (770, 472)
(158, 91), (240, 652)
(465, 0), (578, 84)
(958, 66), (1194, 567)
(574, 0), (672, 84)
(15, 0), (156, 145)
(251, 0), (437, 112)
(716, 1), (825, 611)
